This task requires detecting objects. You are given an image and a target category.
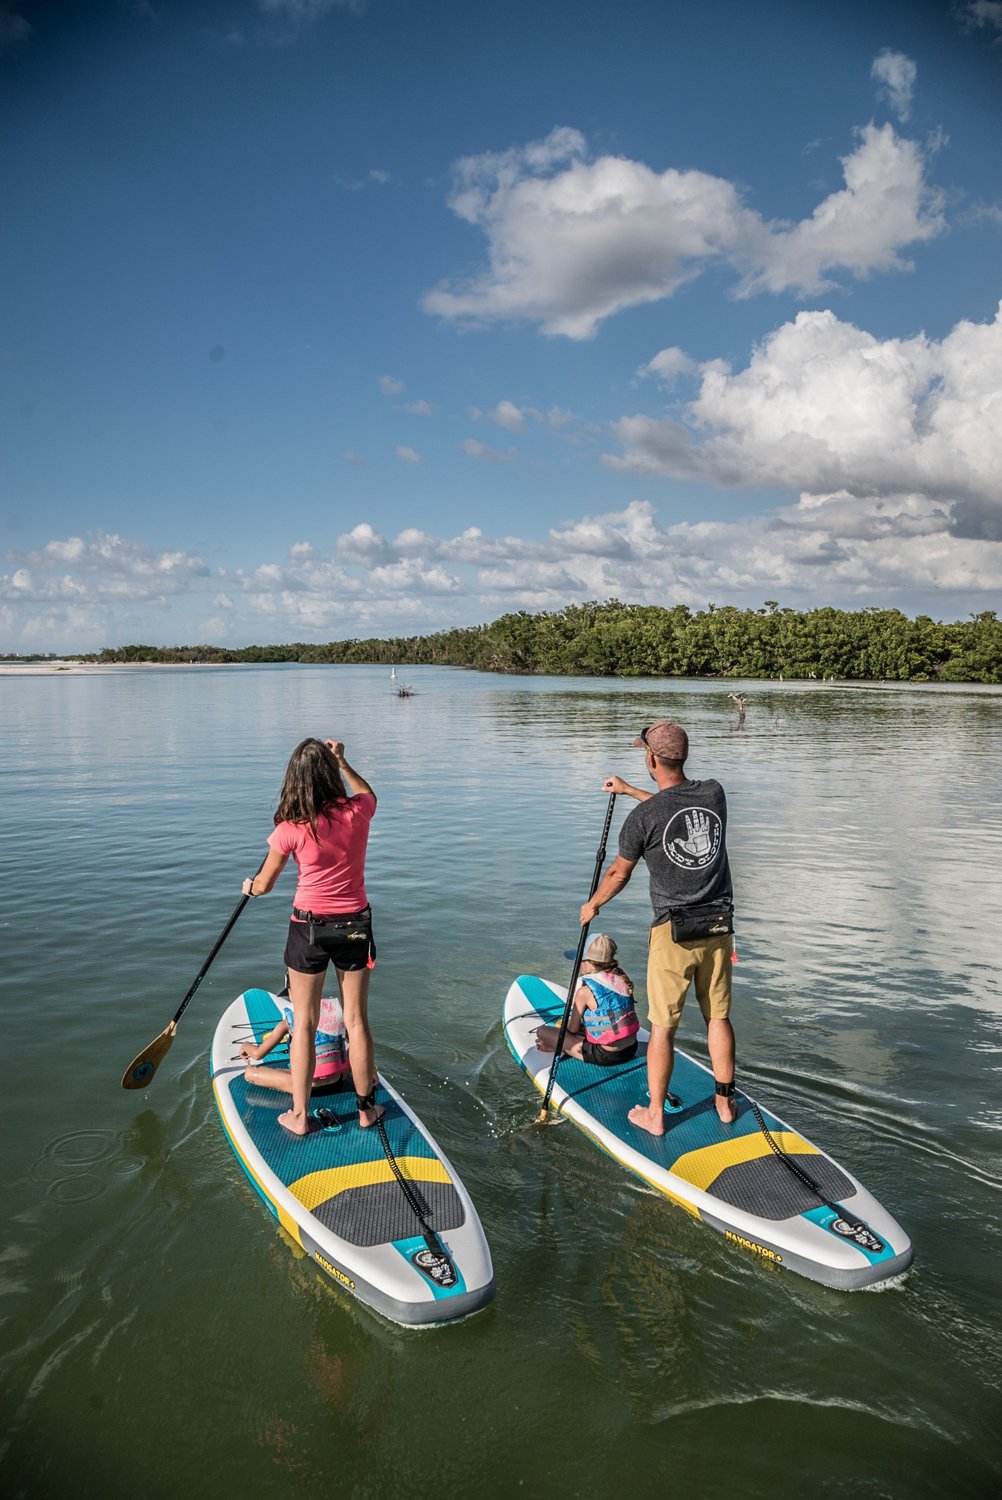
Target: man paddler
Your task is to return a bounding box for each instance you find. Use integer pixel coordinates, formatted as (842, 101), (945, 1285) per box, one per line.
(580, 720), (738, 1136)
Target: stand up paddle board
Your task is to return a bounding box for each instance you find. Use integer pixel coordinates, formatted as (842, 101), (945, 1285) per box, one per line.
(212, 988), (495, 1326)
(504, 974), (913, 1291)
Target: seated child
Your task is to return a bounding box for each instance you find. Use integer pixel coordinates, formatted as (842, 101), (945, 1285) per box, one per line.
(535, 934), (639, 1066)
(239, 993), (350, 1094)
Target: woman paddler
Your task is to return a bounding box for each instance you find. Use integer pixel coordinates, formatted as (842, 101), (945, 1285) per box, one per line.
(242, 737), (381, 1135)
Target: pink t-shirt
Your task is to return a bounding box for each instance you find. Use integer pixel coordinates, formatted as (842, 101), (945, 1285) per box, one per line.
(268, 792), (376, 914)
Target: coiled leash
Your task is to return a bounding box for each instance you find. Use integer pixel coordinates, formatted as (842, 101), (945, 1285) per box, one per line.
(741, 1088), (885, 1253)
(371, 1105), (459, 1287)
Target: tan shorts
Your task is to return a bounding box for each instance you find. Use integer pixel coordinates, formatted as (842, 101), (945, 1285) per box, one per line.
(646, 921), (733, 1030)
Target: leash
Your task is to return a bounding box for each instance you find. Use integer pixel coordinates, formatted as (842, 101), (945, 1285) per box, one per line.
(743, 1091), (885, 1252)
(373, 1112), (459, 1285)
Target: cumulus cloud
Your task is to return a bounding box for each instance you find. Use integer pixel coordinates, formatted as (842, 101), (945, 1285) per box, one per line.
(395, 445), (423, 464)
(871, 50), (917, 122)
(606, 302), (1002, 538)
(423, 121), (945, 337)
(459, 438), (516, 463)
(637, 347), (695, 385)
(401, 399), (434, 415)
(379, 374), (404, 394)
(6, 485), (1001, 653)
(958, 1), (1002, 37)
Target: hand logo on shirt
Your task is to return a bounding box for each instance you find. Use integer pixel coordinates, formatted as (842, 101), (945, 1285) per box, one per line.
(675, 809), (712, 858)
(662, 805), (723, 869)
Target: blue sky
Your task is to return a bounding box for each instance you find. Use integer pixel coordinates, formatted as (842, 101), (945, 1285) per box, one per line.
(2, 0), (1001, 651)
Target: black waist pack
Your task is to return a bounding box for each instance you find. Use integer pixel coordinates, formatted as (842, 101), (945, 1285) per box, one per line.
(668, 902), (734, 944)
(295, 907), (373, 956)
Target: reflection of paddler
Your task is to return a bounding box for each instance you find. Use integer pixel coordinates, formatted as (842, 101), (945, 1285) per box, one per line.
(240, 995), (349, 1095)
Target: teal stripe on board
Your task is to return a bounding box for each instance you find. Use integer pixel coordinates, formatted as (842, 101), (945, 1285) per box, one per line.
(226, 990), (439, 1192)
(391, 1236), (468, 1300)
(799, 1205), (896, 1263)
(511, 975), (793, 1173)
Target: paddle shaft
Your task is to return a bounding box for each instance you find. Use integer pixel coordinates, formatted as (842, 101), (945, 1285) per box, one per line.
(537, 792), (617, 1119)
(170, 889), (254, 1029)
(121, 859), (264, 1088)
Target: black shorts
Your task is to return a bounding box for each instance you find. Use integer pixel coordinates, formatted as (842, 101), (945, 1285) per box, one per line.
(581, 1038), (639, 1067)
(284, 909), (373, 975)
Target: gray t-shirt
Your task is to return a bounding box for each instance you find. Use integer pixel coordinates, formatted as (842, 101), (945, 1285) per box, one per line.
(619, 778), (733, 926)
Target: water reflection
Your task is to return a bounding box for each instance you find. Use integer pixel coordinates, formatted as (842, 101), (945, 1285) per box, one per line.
(2, 666), (1001, 1495)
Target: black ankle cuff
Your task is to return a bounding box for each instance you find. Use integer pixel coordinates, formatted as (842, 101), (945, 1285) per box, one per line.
(715, 1079), (735, 1097)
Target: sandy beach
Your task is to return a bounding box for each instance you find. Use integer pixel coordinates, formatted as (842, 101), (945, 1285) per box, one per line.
(0, 661), (251, 675)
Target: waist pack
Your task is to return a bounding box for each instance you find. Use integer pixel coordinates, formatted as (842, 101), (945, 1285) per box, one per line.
(668, 902), (734, 944)
(295, 907), (376, 963)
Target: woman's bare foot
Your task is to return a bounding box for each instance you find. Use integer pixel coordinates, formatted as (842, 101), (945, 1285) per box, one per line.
(628, 1103), (666, 1137)
(278, 1108), (312, 1136)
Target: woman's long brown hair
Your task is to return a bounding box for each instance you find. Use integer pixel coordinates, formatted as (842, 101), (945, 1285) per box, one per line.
(274, 739), (348, 839)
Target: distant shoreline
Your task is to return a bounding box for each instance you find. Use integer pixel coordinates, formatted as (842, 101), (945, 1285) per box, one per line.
(0, 660), (262, 676)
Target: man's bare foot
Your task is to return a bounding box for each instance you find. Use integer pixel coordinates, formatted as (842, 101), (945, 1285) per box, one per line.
(278, 1109), (312, 1136)
(628, 1103), (666, 1137)
(714, 1090), (738, 1125)
(357, 1103), (385, 1129)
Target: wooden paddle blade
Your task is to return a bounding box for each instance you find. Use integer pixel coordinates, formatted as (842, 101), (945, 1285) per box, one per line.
(120, 1022), (177, 1090)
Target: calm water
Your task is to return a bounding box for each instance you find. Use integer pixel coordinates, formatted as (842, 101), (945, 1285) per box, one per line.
(2, 665), (1001, 1499)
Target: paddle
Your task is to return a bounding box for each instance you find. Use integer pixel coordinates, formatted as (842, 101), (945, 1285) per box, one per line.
(535, 791), (617, 1123)
(121, 867), (262, 1090)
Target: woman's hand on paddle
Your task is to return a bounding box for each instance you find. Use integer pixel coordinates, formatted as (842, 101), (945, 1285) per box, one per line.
(326, 738), (346, 763)
(242, 848), (287, 897)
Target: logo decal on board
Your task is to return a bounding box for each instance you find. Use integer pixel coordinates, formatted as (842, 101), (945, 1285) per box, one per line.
(411, 1247), (458, 1288)
(662, 808), (723, 870)
(830, 1218), (885, 1254)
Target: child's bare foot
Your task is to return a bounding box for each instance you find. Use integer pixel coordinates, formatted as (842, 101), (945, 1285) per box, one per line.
(534, 1026), (557, 1053)
(628, 1103), (666, 1137)
(277, 1109), (312, 1136)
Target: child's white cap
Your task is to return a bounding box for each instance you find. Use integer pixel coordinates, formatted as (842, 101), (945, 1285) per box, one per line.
(585, 933), (617, 964)
(565, 933), (618, 963)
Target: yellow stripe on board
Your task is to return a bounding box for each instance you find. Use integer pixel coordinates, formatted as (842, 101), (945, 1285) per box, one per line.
(525, 1059), (702, 1218)
(288, 1156), (452, 1212)
(670, 1131), (818, 1194)
(212, 1080), (304, 1247)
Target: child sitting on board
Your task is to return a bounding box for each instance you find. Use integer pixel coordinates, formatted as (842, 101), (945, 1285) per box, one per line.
(535, 934), (640, 1066)
(240, 993), (350, 1094)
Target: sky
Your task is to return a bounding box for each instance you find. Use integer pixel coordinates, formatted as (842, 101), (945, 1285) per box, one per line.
(2, 0), (1001, 652)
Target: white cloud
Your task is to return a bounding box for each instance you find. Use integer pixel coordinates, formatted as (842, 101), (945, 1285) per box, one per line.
(401, 399), (434, 415)
(459, 438), (517, 463)
(395, 445), (423, 464)
(486, 399), (528, 431)
(871, 50), (917, 122)
(958, 1), (1002, 36)
(607, 302), (1002, 540)
(637, 347), (695, 385)
(5, 486), (1001, 653)
(379, 374), (404, 394)
(423, 121), (945, 338)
